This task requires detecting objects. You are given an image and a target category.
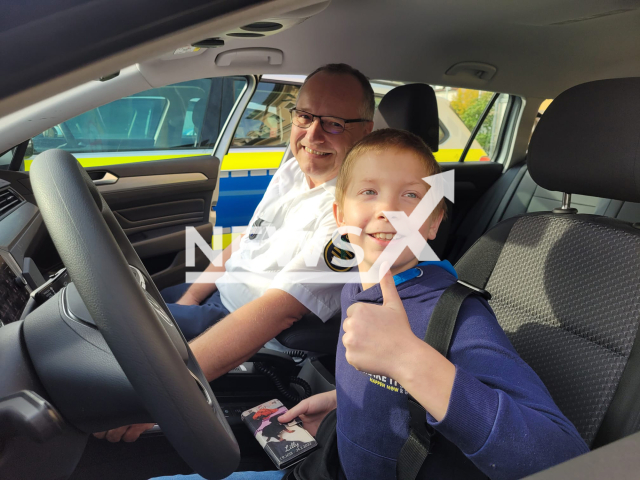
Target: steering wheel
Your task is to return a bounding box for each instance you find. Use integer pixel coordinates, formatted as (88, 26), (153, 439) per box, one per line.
(29, 150), (239, 479)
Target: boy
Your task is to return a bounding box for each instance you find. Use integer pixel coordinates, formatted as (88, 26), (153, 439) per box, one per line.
(155, 129), (588, 480)
(278, 128), (588, 479)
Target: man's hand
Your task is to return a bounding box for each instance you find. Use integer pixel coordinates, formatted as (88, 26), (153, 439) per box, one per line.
(278, 390), (337, 437)
(342, 267), (419, 380)
(176, 290), (201, 306)
(190, 289), (309, 381)
(93, 423), (155, 443)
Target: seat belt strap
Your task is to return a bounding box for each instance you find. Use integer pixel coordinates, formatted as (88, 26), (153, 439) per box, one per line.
(396, 281), (486, 480)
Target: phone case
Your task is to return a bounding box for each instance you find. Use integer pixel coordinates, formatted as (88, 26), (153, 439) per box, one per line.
(241, 399), (318, 469)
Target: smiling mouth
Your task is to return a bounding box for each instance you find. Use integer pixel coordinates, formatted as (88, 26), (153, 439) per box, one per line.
(369, 232), (402, 240)
(303, 146), (330, 156)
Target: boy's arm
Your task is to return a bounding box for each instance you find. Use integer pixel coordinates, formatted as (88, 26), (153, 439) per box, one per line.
(343, 273), (589, 480)
(412, 298), (589, 479)
(277, 390), (337, 436)
(343, 272), (456, 421)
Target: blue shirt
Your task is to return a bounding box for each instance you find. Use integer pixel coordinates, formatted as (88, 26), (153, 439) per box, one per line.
(335, 264), (588, 480)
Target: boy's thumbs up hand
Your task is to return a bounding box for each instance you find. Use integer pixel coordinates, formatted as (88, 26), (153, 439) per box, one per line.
(380, 263), (403, 309)
(343, 264), (417, 379)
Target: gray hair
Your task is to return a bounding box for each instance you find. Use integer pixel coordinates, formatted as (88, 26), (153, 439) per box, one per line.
(302, 63), (375, 121)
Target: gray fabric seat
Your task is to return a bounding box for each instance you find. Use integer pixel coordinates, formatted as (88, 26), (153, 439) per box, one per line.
(447, 163), (640, 264)
(455, 77), (640, 449)
(501, 167), (602, 217)
(446, 164), (604, 263)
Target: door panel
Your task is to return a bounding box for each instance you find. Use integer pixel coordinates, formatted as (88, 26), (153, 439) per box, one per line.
(92, 154), (219, 290)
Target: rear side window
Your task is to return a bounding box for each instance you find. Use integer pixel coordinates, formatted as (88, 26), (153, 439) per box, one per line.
(371, 81), (511, 162)
(231, 81), (300, 148)
(30, 77), (247, 157)
(434, 88), (509, 162)
(448, 89), (510, 161)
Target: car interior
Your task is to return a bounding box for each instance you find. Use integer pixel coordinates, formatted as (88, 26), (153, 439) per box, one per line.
(2, 0), (640, 479)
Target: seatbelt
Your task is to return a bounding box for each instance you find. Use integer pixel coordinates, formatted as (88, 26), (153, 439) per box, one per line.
(396, 281), (491, 480)
(288, 279), (491, 480)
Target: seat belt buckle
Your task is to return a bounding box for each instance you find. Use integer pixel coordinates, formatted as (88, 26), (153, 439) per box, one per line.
(456, 280), (492, 300)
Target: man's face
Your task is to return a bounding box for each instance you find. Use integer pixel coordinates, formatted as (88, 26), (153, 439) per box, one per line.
(334, 148), (443, 277)
(291, 72), (373, 187)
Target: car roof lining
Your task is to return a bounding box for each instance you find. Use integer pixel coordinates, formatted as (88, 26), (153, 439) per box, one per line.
(0, 0), (323, 119)
(129, 0), (640, 99)
(1, 0), (637, 163)
(3, 0), (640, 113)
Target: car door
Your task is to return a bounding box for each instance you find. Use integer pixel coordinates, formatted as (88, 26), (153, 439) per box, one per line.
(213, 78), (301, 248)
(26, 75), (256, 290)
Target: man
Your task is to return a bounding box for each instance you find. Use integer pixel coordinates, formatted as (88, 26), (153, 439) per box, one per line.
(95, 64), (374, 442)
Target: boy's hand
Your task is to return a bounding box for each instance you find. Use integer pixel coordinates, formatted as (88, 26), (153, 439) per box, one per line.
(343, 268), (420, 380)
(278, 390), (337, 437)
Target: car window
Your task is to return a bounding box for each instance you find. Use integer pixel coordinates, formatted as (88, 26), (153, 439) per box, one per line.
(531, 99), (553, 139)
(371, 81), (509, 162)
(231, 81), (300, 148)
(0, 149), (12, 169)
(436, 87), (509, 162)
(26, 77), (247, 169)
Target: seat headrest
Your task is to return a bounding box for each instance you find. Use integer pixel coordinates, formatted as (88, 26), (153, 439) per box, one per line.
(528, 78), (640, 203)
(373, 84), (440, 152)
(192, 98), (207, 133)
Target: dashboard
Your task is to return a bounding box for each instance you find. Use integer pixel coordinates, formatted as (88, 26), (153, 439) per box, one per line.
(0, 174), (67, 328)
(0, 254), (30, 326)
(0, 173), (173, 331)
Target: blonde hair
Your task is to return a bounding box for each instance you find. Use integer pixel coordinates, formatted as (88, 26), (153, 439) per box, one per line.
(335, 128), (447, 218)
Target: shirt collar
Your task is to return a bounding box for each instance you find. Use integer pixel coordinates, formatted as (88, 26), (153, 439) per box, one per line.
(319, 176), (337, 195)
(300, 171), (337, 196)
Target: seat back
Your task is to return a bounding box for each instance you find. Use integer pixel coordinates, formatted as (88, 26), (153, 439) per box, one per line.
(459, 213), (640, 446)
(456, 78), (640, 448)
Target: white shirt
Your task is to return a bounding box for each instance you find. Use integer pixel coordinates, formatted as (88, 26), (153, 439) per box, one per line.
(216, 159), (346, 326)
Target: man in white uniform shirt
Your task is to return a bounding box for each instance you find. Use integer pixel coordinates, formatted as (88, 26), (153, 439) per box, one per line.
(94, 64), (374, 442)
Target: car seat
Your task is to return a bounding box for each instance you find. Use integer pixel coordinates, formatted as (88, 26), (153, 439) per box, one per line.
(455, 78), (640, 448)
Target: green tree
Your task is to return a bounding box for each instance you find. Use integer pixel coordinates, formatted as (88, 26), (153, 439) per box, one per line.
(451, 89), (494, 152)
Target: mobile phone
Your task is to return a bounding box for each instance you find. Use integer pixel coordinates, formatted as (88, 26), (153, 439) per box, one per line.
(241, 399), (318, 469)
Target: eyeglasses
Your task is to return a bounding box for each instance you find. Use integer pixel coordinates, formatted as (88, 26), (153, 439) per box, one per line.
(289, 108), (369, 135)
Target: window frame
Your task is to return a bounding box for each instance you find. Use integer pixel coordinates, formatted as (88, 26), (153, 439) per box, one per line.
(457, 92), (519, 164)
(21, 76), (251, 171)
(230, 79), (300, 149)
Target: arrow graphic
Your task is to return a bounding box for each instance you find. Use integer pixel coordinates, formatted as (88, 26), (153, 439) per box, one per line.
(362, 169), (455, 282)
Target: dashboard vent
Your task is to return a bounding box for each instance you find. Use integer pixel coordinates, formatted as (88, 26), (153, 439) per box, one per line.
(0, 188), (23, 220)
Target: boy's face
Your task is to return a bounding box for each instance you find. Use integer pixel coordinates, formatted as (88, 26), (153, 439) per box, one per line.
(334, 148), (444, 276)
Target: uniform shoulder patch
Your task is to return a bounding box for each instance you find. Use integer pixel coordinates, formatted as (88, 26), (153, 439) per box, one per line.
(324, 234), (356, 272)
(248, 218), (264, 240)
